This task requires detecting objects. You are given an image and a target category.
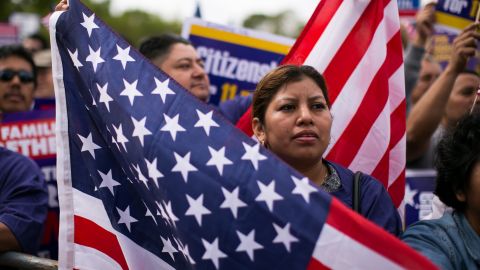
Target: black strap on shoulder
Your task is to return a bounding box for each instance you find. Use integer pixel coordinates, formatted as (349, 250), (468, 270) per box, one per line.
(353, 171), (362, 213)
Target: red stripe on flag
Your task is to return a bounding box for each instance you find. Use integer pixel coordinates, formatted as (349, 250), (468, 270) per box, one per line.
(326, 31), (403, 167)
(74, 215), (129, 270)
(306, 258), (331, 270)
(235, 106), (253, 136)
(282, 0), (343, 65)
(388, 173), (405, 207)
(323, 0), (389, 104)
(326, 198), (437, 269)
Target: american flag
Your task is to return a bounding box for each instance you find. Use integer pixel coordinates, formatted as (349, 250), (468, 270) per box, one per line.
(236, 0), (406, 208)
(51, 0), (434, 269)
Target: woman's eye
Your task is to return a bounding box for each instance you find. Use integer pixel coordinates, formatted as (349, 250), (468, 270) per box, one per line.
(312, 103), (326, 110)
(279, 104), (295, 111)
(177, 63), (191, 69)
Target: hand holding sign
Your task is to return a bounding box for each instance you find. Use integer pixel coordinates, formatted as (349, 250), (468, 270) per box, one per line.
(445, 23), (480, 73)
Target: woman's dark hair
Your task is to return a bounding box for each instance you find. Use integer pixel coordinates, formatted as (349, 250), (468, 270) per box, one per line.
(252, 65), (329, 124)
(435, 110), (480, 212)
(0, 44), (37, 87)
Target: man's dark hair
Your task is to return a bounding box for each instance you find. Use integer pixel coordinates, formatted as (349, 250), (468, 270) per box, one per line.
(0, 45), (37, 87)
(435, 109), (480, 212)
(138, 34), (191, 64)
(25, 33), (49, 50)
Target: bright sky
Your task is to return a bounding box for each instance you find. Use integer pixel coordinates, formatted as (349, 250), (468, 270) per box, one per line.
(109, 0), (318, 27)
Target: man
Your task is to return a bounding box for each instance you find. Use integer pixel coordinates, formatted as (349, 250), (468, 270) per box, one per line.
(0, 146), (48, 254)
(139, 34), (252, 123)
(0, 45), (37, 116)
(407, 23), (480, 169)
(33, 49), (55, 99)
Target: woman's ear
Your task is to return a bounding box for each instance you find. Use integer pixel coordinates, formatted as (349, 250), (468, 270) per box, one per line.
(252, 117), (266, 144)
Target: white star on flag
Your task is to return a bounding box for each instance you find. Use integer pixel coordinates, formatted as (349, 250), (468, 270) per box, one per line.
(96, 82), (113, 112)
(142, 201), (157, 225)
(80, 12), (99, 37)
(272, 222), (298, 252)
(151, 77), (175, 103)
(160, 114), (186, 141)
(120, 79), (143, 106)
(68, 48), (83, 70)
(291, 176), (317, 203)
(180, 245), (195, 264)
(241, 142), (267, 170)
(172, 152), (197, 183)
(133, 164), (149, 188)
(194, 110), (219, 135)
(131, 116), (151, 146)
(206, 146), (232, 175)
(145, 158), (163, 187)
(255, 180), (283, 212)
(201, 238), (227, 269)
(185, 194), (211, 226)
(160, 236), (178, 261)
(220, 187), (246, 218)
(162, 201), (179, 224)
(78, 132), (101, 159)
(236, 230), (263, 261)
(113, 44), (135, 69)
(98, 169), (120, 195)
(112, 124), (129, 151)
(116, 206), (138, 232)
(85, 45), (104, 72)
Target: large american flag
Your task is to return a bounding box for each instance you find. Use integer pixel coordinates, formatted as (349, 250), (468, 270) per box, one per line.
(51, 0), (434, 269)
(236, 0), (406, 208)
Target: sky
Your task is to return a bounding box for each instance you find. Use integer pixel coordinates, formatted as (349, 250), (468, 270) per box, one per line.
(108, 0), (318, 28)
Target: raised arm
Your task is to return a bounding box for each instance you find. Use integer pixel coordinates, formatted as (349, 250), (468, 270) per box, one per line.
(406, 23), (480, 161)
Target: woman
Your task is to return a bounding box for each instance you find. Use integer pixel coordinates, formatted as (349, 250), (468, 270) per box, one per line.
(252, 65), (402, 235)
(402, 111), (480, 269)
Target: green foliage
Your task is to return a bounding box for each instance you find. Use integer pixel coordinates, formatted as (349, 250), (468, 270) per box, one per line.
(242, 10), (304, 38)
(1, 0), (181, 48)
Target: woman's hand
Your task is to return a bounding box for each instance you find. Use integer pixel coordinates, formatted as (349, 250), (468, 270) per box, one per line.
(55, 0), (69, 11)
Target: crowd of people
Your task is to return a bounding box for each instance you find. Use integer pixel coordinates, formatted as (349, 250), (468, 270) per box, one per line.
(0, 0), (478, 268)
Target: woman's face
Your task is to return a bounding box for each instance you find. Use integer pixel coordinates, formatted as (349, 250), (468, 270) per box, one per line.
(460, 160), (480, 219)
(253, 77), (332, 169)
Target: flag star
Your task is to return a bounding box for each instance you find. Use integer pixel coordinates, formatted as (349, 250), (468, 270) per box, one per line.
(158, 201), (179, 225)
(133, 164), (149, 187)
(145, 158), (163, 186)
(207, 146), (232, 175)
(143, 201), (157, 225)
(117, 206), (138, 232)
(112, 124), (129, 151)
(220, 187), (246, 218)
(68, 48), (83, 70)
(291, 176), (317, 203)
(131, 116), (151, 146)
(185, 194), (211, 226)
(404, 183), (418, 207)
(113, 44), (135, 69)
(161, 236), (178, 261)
(241, 142), (267, 170)
(194, 110), (219, 135)
(98, 169), (120, 195)
(78, 133), (101, 159)
(120, 79), (143, 106)
(236, 230), (263, 261)
(255, 180), (283, 212)
(80, 12), (99, 36)
(96, 83), (113, 112)
(160, 114), (186, 141)
(201, 238), (227, 269)
(172, 152), (197, 183)
(86, 45), (105, 72)
(180, 245), (195, 264)
(151, 77), (175, 103)
(272, 223), (298, 252)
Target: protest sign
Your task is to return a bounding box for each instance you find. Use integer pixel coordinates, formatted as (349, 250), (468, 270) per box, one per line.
(181, 18), (294, 105)
(404, 170), (436, 226)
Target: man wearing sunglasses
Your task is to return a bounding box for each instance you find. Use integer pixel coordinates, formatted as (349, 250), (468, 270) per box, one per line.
(0, 45), (37, 116)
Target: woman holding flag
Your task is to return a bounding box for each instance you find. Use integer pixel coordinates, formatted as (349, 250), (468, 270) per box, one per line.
(251, 65), (402, 236)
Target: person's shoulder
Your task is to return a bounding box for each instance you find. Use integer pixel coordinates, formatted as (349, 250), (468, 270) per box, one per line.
(327, 161), (383, 190)
(0, 147), (42, 179)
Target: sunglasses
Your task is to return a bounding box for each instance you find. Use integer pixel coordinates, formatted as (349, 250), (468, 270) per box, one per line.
(0, 69), (35, 83)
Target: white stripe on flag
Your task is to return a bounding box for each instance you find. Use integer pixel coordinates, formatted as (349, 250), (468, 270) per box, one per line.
(388, 64), (406, 111)
(304, 0), (370, 72)
(312, 224), (402, 269)
(73, 189), (175, 270)
(74, 244), (122, 270)
(388, 134), (406, 188)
